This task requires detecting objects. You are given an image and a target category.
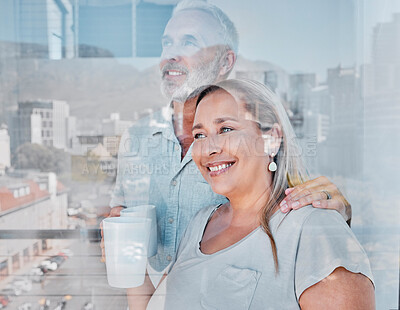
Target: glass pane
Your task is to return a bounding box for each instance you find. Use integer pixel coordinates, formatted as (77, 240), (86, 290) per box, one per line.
(0, 1), (398, 309)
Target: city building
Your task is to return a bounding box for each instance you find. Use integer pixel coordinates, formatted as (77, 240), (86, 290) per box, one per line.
(363, 13), (400, 189)
(102, 113), (133, 137)
(289, 73), (317, 114)
(78, 0), (176, 57)
(12, 100), (70, 151)
(326, 65), (362, 178)
(0, 0), (75, 59)
(0, 124), (11, 175)
(298, 85), (332, 175)
(0, 172), (68, 281)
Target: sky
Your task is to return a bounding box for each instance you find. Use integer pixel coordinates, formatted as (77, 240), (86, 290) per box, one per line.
(127, 0), (400, 81)
(209, 0), (400, 81)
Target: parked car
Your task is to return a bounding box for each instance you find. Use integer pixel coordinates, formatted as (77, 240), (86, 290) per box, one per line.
(0, 295), (10, 308)
(39, 265), (50, 274)
(12, 278), (32, 292)
(1, 286), (22, 296)
(0, 286), (22, 296)
(40, 260), (57, 271)
(67, 207), (80, 216)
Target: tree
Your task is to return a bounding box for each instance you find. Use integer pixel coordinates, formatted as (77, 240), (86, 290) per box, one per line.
(13, 143), (70, 174)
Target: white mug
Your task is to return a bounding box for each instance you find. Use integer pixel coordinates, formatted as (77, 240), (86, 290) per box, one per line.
(102, 217), (151, 288)
(120, 205), (158, 257)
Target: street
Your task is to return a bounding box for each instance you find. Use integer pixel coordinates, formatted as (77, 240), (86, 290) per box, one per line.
(5, 240), (128, 310)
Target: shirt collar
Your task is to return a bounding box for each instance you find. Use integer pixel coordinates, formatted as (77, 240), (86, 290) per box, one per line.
(149, 104), (175, 139)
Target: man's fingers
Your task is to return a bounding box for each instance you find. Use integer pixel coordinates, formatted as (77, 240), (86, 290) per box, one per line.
(280, 186), (313, 212)
(280, 177), (351, 223)
(285, 187), (295, 195)
(282, 182), (314, 204)
(281, 191), (326, 212)
(100, 206), (124, 263)
(100, 206), (123, 263)
(109, 206), (124, 217)
(281, 177), (333, 208)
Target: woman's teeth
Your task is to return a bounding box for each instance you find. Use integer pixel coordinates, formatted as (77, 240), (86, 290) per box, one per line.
(208, 163), (233, 172)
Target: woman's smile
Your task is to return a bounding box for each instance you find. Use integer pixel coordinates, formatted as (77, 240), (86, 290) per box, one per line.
(205, 161), (236, 176)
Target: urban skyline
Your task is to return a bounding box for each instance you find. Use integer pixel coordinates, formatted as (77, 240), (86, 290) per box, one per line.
(0, 1), (398, 309)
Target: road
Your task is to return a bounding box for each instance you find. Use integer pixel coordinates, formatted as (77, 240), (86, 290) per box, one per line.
(5, 240), (128, 310)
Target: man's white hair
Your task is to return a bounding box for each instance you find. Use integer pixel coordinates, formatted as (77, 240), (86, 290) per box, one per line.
(173, 0), (239, 54)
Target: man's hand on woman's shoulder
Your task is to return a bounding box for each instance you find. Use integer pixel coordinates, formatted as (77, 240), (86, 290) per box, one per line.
(279, 176), (352, 225)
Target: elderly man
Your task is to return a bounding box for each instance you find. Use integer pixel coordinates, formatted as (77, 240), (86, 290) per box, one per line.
(104, 0), (351, 304)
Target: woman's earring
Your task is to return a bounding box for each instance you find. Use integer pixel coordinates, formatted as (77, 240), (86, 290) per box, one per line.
(268, 153), (277, 172)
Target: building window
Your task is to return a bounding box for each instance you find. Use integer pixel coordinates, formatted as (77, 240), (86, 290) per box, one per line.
(136, 2), (174, 57)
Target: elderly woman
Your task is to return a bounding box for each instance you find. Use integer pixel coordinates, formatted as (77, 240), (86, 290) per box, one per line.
(146, 80), (375, 310)
(144, 79), (375, 309)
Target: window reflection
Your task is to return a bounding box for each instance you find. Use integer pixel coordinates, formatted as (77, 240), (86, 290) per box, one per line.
(0, 1), (398, 309)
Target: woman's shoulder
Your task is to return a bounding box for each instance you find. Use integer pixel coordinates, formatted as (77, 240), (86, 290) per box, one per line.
(280, 205), (348, 230)
(272, 206), (354, 244)
(287, 207), (374, 298)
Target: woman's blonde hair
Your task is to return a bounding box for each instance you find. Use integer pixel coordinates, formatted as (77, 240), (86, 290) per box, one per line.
(196, 79), (309, 272)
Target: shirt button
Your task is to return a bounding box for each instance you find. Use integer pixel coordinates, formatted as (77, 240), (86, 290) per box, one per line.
(171, 180), (177, 186)
(168, 218), (174, 223)
(166, 255), (172, 261)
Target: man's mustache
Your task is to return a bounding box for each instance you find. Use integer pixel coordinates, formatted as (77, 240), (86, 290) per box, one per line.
(161, 63), (189, 77)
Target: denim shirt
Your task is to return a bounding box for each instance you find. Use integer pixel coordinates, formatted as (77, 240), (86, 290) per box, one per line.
(110, 107), (227, 271)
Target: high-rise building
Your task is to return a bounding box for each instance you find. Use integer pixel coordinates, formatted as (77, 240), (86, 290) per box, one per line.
(326, 65), (362, 178)
(0, 0), (75, 59)
(289, 73), (317, 114)
(372, 13), (400, 65)
(12, 100), (70, 151)
(363, 13), (400, 187)
(78, 0), (175, 57)
(0, 0), (176, 59)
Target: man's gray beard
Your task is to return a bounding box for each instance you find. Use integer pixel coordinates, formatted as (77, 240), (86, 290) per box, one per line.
(161, 56), (222, 103)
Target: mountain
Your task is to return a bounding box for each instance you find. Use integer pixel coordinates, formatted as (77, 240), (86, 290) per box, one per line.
(0, 41), (289, 121)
